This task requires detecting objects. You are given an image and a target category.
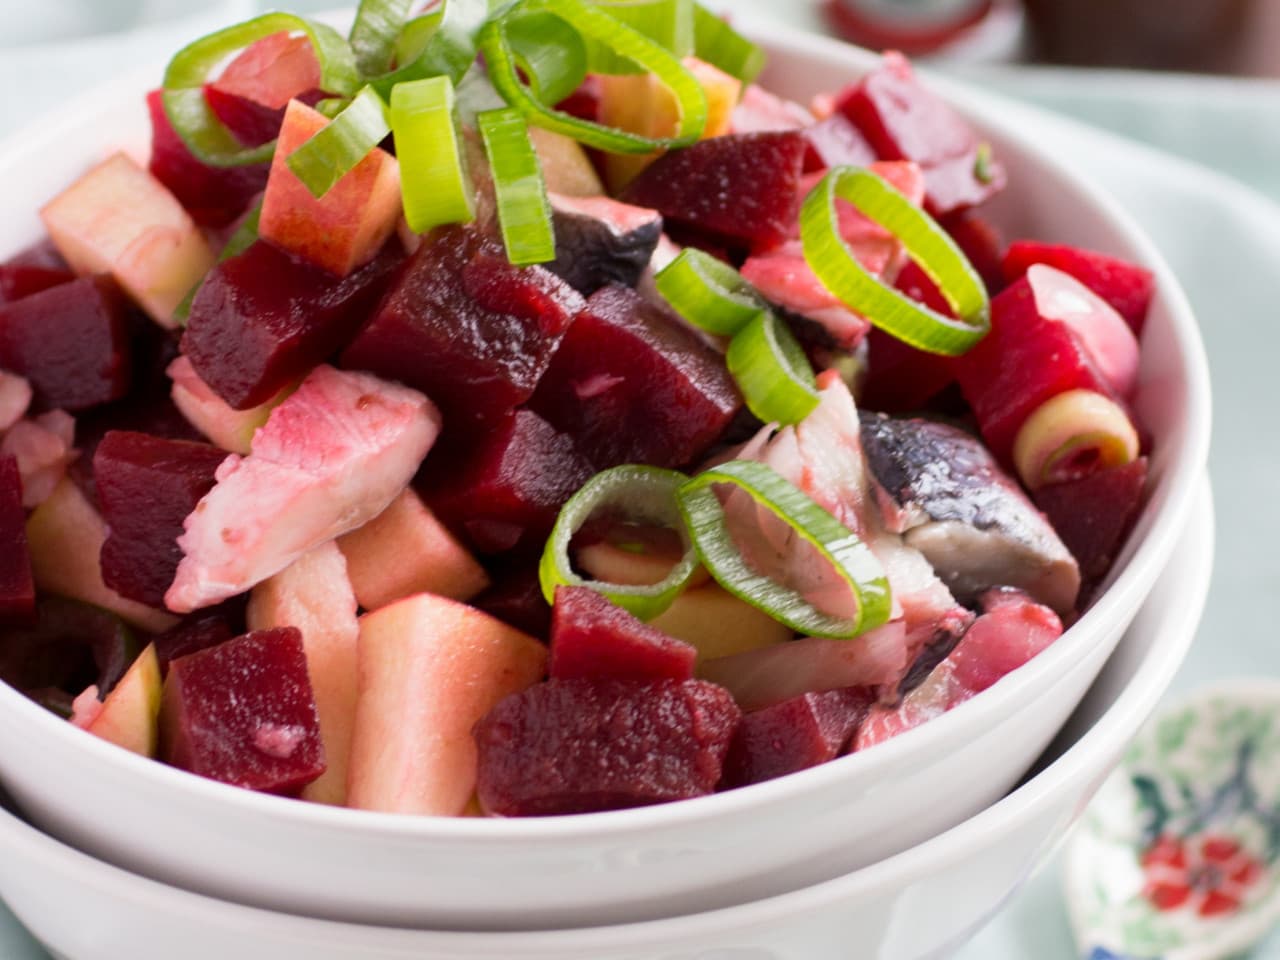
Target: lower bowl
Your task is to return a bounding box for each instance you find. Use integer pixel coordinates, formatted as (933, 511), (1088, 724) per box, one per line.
(0, 484), (1212, 960)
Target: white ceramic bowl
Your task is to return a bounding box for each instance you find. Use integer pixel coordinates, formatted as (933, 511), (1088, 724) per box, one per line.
(0, 15), (1211, 932)
(0, 487), (1213, 960)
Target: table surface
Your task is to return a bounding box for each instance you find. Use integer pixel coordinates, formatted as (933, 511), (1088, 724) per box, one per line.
(2, 2), (1280, 957)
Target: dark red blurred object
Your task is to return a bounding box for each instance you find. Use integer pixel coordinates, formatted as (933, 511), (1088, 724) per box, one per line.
(825, 0), (995, 55)
(0, 456), (35, 625)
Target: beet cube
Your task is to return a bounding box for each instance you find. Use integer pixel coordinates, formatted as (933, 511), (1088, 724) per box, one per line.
(1034, 458), (1149, 590)
(622, 132), (808, 251)
(803, 112), (876, 172)
(837, 52), (1004, 216)
(153, 598), (247, 673)
(530, 284), (741, 469)
(94, 432), (227, 609)
(473, 560), (553, 640)
(420, 409), (593, 555)
(183, 238), (403, 410)
(943, 213), (1005, 295)
(146, 90), (269, 229)
(0, 241), (75, 306)
(0, 276), (131, 413)
(860, 261), (957, 413)
(475, 678), (740, 815)
(1002, 240), (1155, 337)
(550, 586), (695, 682)
(160, 627), (324, 794)
(0, 456), (34, 625)
(722, 688), (874, 788)
(952, 274), (1118, 462)
(341, 225), (584, 424)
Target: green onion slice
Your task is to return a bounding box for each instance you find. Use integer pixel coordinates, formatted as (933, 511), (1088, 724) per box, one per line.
(161, 13), (360, 167)
(584, 0), (695, 75)
(677, 460), (890, 639)
(390, 76), (475, 233)
(349, 0), (415, 76)
(478, 107), (556, 265)
(801, 166), (990, 356)
(503, 9), (588, 107)
(727, 312), (820, 425)
(286, 85), (390, 199)
(654, 248), (766, 336)
(692, 3), (765, 85)
(369, 0), (490, 96)
(174, 203), (263, 325)
(540, 465), (700, 620)
(478, 0), (708, 154)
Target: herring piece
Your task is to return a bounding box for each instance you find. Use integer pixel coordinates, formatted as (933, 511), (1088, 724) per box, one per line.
(546, 193), (663, 296)
(859, 412), (1080, 616)
(165, 366), (440, 614)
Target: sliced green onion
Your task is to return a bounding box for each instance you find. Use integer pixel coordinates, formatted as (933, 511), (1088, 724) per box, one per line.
(540, 465), (700, 620)
(369, 0), (490, 96)
(478, 108), (556, 265)
(286, 85), (390, 199)
(478, 0), (708, 154)
(584, 0), (694, 75)
(503, 9), (589, 106)
(692, 3), (765, 85)
(161, 13), (360, 167)
(801, 166), (990, 356)
(654, 248), (766, 336)
(390, 76), (475, 233)
(349, 0), (414, 76)
(174, 203), (263, 325)
(727, 312), (820, 425)
(677, 460), (890, 639)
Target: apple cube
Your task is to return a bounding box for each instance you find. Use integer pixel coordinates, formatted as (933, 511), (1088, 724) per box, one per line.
(550, 586), (696, 682)
(650, 583), (793, 661)
(76, 644), (163, 757)
(160, 627), (325, 793)
(26, 478), (178, 634)
(40, 152), (215, 326)
(247, 541), (358, 805)
(0, 371), (32, 432)
(475, 678), (740, 816)
(258, 100), (401, 277)
(347, 593), (547, 816)
(213, 32), (322, 111)
(1, 411), (76, 508)
(167, 356), (292, 455)
(337, 488), (489, 610)
(721, 688), (873, 787)
(0, 455), (35, 624)
(528, 126), (604, 197)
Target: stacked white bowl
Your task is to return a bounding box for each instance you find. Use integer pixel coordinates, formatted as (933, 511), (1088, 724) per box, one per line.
(0, 17), (1212, 959)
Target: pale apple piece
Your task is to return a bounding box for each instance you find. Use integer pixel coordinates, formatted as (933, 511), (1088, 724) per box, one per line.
(168, 356), (294, 456)
(528, 127), (604, 197)
(26, 478), (178, 633)
(259, 100), (402, 278)
(0, 371), (32, 433)
(337, 489), (489, 611)
(1, 411), (75, 508)
(247, 541), (359, 805)
(575, 529), (710, 589)
(601, 57), (743, 192)
(77, 644), (163, 757)
(651, 584), (793, 661)
(40, 152), (214, 327)
(347, 593), (547, 816)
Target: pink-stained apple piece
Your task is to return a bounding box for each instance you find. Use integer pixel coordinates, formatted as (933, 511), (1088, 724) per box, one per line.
(72, 643), (163, 757)
(1, 411), (76, 508)
(166, 365), (440, 613)
(167, 355), (292, 455)
(347, 593), (547, 816)
(247, 541), (359, 805)
(0, 371), (32, 432)
(39, 152), (215, 326)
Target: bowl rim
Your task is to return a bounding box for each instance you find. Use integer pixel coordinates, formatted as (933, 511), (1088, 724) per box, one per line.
(0, 482), (1214, 949)
(0, 12), (1212, 845)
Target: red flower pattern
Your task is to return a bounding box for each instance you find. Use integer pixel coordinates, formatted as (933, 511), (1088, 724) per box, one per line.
(1141, 834), (1264, 917)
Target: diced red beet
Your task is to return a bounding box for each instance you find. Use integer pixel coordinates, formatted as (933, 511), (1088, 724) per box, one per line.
(836, 52), (1004, 216)
(621, 132), (808, 251)
(420, 409), (593, 555)
(721, 687), (873, 788)
(0, 456), (34, 625)
(475, 678), (740, 815)
(183, 238), (404, 410)
(947, 587), (1064, 695)
(0, 276), (131, 413)
(160, 627), (324, 794)
(802, 112), (876, 172)
(341, 225), (585, 424)
(94, 431), (227, 608)
(951, 273), (1120, 462)
(550, 586), (695, 682)
(214, 32), (323, 111)
(146, 90), (269, 229)
(0, 596), (139, 704)
(473, 560), (553, 640)
(531, 284), (741, 469)
(0, 241), (75, 306)
(943, 212), (1005, 294)
(1034, 458), (1148, 590)
(203, 86), (284, 149)
(555, 76), (602, 123)
(1002, 240), (1155, 337)
(860, 261), (957, 412)
(153, 598), (247, 673)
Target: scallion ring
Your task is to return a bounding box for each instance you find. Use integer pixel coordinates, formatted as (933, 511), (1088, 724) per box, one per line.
(692, 2), (765, 85)
(368, 0), (490, 96)
(654, 248), (767, 337)
(726, 312), (820, 425)
(390, 76), (475, 232)
(348, 0), (415, 77)
(540, 465), (700, 620)
(677, 460), (890, 639)
(478, 107), (556, 265)
(286, 85), (390, 199)
(584, 0), (695, 75)
(800, 166), (990, 355)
